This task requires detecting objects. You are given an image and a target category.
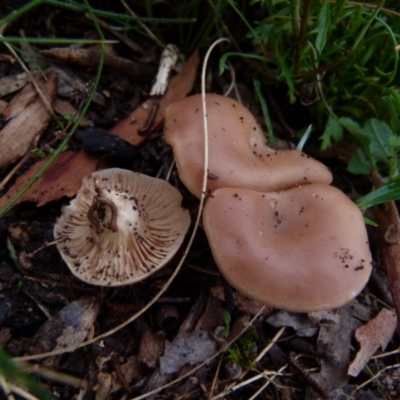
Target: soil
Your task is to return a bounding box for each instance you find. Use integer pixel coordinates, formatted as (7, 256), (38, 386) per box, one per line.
(0, 3), (398, 400)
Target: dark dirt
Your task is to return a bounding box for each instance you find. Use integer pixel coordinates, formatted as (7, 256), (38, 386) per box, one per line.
(0, 3), (399, 400)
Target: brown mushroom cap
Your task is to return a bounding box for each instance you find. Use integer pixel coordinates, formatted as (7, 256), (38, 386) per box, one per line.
(164, 93), (333, 198)
(202, 184), (372, 312)
(54, 168), (190, 286)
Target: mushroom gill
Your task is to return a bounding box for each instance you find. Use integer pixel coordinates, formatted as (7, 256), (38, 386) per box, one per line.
(54, 168), (191, 286)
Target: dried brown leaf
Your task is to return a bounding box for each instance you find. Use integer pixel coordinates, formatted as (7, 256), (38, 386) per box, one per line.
(306, 305), (353, 399)
(348, 308), (397, 377)
(0, 150), (98, 209)
(109, 50), (199, 146)
(28, 297), (100, 355)
(159, 331), (217, 375)
(138, 328), (166, 369)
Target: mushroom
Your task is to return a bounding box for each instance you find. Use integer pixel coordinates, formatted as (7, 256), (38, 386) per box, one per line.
(54, 168), (191, 286)
(202, 184), (372, 312)
(164, 93), (333, 198)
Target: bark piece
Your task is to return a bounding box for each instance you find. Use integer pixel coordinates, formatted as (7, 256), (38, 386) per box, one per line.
(371, 172), (400, 335)
(0, 72), (28, 97)
(0, 71), (57, 168)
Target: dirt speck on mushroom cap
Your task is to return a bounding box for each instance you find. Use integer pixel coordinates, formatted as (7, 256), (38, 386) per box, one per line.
(54, 168), (191, 286)
(203, 184), (372, 312)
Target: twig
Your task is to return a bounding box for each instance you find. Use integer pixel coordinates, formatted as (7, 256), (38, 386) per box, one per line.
(208, 355), (223, 399)
(356, 363), (400, 391)
(0, 375), (15, 400)
(247, 364), (288, 400)
(254, 327), (286, 363)
(211, 367), (287, 400)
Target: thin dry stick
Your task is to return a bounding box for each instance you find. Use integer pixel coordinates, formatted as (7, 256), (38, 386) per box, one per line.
(25, 364), (87, 389)
(217, 327), (286, 398)
(14, 37), (229, 364)
(211, 367), (287, 400)
(356, 363), (400, 392)
(129, 37), (231, 400)
(248, 364), (288, 400)
(7, 384), (37, 400)
(0, 375), (14, 400)
(208, 355), (224, 399)
(254, 326), (286, 363)
(372, 347), (400, 359)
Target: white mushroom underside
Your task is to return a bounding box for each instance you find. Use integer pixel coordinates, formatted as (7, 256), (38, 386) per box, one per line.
(54, 169), (190, 286)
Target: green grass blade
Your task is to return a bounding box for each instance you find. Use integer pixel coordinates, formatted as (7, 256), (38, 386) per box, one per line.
(0, 0), (45, 26)
(356, 180), (400, 210)
(253, 78), (275, 148)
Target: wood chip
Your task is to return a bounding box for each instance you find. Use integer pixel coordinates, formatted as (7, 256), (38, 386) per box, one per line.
(0, 72), (28, 98)
(0, 71), (57, 168)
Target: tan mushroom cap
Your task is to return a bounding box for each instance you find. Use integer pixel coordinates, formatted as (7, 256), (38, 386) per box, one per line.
(164, 93), (333, 198)
(203, 184), (372, 312)
(54, 168), (190, 286)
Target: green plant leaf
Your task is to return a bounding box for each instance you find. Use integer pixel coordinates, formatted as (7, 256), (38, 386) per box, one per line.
(348, 148), (372, 175)
(320, 115), (343, 150)
(339, 117), (376, 170)
(219, 52), (270, 75)
(0, 349), (50, 399)
(363, 118), (393, 166)
(382, 89), (400, 134)
(315, 0), (331, 53)
(356, 180), (400, 210)
(253, 78), (275, 147)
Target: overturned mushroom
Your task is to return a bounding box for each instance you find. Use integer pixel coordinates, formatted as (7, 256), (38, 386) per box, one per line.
(202, 184), (372, 312)
(164, 93), (332, 198)
(54, 168), (190, 286)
